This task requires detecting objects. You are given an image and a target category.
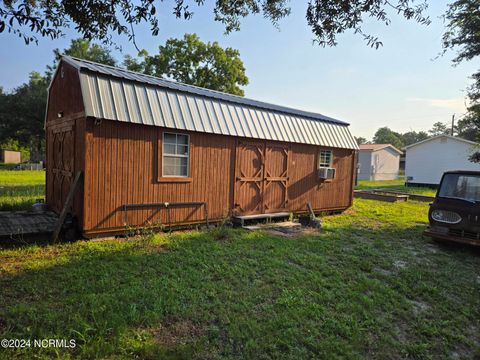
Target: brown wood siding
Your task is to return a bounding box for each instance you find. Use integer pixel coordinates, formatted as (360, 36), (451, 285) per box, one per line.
(45, 60), (86, 228)
(83, 119), (355, 235)
(288, 145), (354, 212)
(46, 61), (84, 123)
(83, 119), (235, 233)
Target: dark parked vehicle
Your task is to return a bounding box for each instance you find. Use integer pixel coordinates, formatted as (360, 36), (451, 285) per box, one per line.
(424, 170), (480, 246)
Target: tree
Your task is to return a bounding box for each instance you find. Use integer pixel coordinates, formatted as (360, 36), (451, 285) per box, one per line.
(0, 72), (48, 161)
(456, 115), (479, 141)
(0, 38), (117, 161)
(443, 0), (480, 117)
(0, 138), (29, 161)
(355, 136), (368, 145)
(401, 131), (428, 146)
(372, 127), (404, 149)
(124, 34), (249, 96)
(46, 38), (117, 80)
(442, 0), (480, 161)
(0, 1), (430, 49)
(428, 122), (449, 136)
(56, 38), (116, 65)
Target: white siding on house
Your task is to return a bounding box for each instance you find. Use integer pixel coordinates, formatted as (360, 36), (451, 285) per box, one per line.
(373, 147), (401, 180)
(358, 147), (400, 181)
(405, 136), (480, 185)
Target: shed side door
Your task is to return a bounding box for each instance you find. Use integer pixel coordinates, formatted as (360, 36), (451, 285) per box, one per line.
(263, 143), (289, 213)
(47, 120), (75, 214)
(234, 140), (265, 215)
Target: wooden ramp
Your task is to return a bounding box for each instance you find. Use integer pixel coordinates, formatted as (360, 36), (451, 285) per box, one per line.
(233, 212), (290, 227)
(0, 211), (58, 238)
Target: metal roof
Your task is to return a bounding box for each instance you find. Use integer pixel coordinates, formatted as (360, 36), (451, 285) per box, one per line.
(404, 134), (479, 150)
(359, 144), (403, 154)
(62, 56), (358, 150)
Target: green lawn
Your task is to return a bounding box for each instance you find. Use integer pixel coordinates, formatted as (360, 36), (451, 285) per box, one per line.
(1, 199), (479, 359)
(0, 170), (45, 211)
(356, 178), (437, 197)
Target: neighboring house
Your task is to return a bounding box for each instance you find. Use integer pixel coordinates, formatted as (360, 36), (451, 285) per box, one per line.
(0, 150), (21, 164)
(45, 56), (359, 237)
(405, 135), (480, 186)
(358, 144), (402, 181)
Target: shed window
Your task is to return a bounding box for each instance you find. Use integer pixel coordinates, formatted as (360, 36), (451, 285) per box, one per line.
(319, 150), (333, 168)
(162, 132), (190, 177)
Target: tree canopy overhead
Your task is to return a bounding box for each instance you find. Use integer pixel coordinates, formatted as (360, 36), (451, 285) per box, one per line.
(124, 34), (249, 96)
(1, 0), (430, 49)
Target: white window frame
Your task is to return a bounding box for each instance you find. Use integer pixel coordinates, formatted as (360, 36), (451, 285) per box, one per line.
(162, 132), (190, 177)
(318, 149), (333, 168)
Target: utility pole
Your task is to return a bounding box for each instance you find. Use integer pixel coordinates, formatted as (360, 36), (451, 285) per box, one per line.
(451, 113), (455, 136)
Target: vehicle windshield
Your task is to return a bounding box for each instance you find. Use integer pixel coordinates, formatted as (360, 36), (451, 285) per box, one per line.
(438, 174), (480, 202)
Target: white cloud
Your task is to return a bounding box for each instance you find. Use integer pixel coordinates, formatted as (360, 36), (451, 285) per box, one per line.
(406, 97), (468, 111)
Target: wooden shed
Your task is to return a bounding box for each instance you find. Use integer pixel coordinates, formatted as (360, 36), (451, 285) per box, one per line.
(45, 56), (359, 237)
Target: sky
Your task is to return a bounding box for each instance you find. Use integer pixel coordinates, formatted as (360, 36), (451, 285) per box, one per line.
(0, 1), (478, 140)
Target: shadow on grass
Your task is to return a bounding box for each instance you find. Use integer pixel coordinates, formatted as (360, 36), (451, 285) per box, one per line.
(0, 184), (45, 211)
(0, 184), (45, 195)
(0, 223), (479, 359)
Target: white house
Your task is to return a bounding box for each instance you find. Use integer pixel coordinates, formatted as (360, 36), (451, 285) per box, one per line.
(358, 144), (402, 181)
(405, 135), (480, 186)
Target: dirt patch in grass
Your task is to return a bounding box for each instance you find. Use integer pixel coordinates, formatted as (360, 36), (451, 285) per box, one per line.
(393, 321), (409, 344)
(144, 243), (169, 253)
(152, 319), (205, 346)
(374, 267), (393, 276)
(451, 325), (480, 359)
(208, 227), (231, 242)
(393, 260), (408, 269)
(0, 259), (25, 276)
(409, 300), (430, 316)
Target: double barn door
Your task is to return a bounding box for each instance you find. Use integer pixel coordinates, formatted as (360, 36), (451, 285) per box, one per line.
(234, 140), (290, 215)
(47, 119), (76, 213)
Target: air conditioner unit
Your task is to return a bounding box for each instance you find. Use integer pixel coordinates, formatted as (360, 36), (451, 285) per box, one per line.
(318, 167), (336, 180)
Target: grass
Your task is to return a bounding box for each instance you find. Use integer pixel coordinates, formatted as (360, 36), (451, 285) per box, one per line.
(1, 199), (479, 359)
(0, 170), (45, 211)
(356, 178), (437, 197)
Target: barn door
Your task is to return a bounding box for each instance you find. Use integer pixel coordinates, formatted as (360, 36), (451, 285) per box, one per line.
(234, 140), (265, 215)
(263, 143), (289, 213)
(49, 121), (75, 213)
(234, 140), (289, 215)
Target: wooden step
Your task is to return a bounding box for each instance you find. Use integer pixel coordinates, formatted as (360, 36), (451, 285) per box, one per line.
(233, 212), (290, 227)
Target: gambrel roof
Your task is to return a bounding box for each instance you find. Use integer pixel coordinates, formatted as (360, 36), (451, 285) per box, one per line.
(60, 56), (359, 150)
